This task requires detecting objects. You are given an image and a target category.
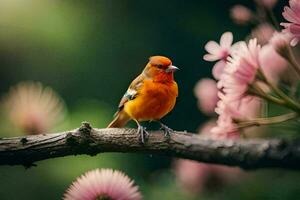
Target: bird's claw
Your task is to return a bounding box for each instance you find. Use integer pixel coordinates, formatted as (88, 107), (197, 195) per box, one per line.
(160, 123), (173, 137)
(137, 125), (149, 143)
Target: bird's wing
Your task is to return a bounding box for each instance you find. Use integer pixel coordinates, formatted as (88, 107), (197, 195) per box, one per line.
(117, 74), (144, 112)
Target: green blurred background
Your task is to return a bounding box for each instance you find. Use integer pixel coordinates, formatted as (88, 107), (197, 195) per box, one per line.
(1, 0), (300, 199)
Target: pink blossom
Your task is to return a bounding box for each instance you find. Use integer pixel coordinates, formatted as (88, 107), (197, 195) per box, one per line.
(199, 119), (237, 140)
(211, 98), (240, 139)
(204, 32), (232, 62)
(204, 32), (238, 79)
(255, 0), (278, 9)
(3, 82), (65, 135)
(174, 159), (241, 194)
(269, 31), (292, 53)
(213, 39), (261, 137)
(211, 95), (261, 139)
(251, 23), (275, 45)
(218, 39), (261, 101)
(63, 168), (142, 200)
(230, 5), (253, 25)
(259, 44), (288, 83)
(174, 159), (210, 194)
(238, 97), (262, 119)
(194, 78), (218, 115)
(281, 0), (300, 46)
(212, 60), (227, 80)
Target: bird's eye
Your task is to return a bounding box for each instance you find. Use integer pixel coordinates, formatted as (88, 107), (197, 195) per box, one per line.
(156, 64), (164, 69)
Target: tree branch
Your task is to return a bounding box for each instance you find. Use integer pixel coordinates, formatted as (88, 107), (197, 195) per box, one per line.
(1, 122), (300, 170)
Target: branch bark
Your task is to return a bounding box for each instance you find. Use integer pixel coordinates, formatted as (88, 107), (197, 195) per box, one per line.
(1, 122), (300, 170)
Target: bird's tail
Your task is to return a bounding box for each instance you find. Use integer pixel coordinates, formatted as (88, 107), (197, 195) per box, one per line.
(107, 110), (131, 128)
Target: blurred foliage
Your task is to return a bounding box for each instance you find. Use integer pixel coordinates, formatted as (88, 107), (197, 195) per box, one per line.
(0, 0), (300, 199)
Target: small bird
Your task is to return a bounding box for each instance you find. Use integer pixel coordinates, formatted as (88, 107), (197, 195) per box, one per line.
(107, 55), (179, 143)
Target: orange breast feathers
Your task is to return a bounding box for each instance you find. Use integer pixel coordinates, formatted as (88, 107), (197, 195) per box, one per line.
(124, 79), (178, 121)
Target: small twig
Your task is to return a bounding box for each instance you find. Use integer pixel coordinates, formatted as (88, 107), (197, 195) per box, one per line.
(286, 46), (300, 79)
(236, 112), (298, 129)
(256, 69), (300, 112)
(249, 83), (285, 106)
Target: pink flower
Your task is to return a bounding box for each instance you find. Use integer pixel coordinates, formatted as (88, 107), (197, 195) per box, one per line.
(174, 159), (210, 194)
(211, 98), (240, 139)
(259, 44), (288, 83)
(203, 32), (232, 62)
(203, 32), (239, 79)
(238, 97), (262, 119)
(194, 78), (218, 115)
(174, 159), (242, 195)
(218, 39), (261, 101)
(212, 60), (227, 80)
(255, 0), (278, 9)
(199, 118), (241, 140)
(269, 31), (292, 53)
(230, 5), (253, 25)
(3, 82), (65, 135)
(281, 0), (300, 46)
(251, 23), (275, 45)
(212, 39), (261, 137)
(63, 168), (142, 200)
(174, 159), (241, 194)
(211, 95), (261, 139)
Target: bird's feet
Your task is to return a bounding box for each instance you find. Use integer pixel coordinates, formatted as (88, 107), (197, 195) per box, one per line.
(159, 122), (174, 137)
(137, 124), (149, 143)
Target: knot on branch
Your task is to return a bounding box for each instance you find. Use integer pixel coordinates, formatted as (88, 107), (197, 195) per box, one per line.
(66, 122), (99, 156)
(20, 137), (28, 145)
(79, 121), (92, 135)
(66, 122), (93, 145)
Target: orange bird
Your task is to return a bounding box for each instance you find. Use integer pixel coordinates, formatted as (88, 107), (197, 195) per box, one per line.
(107, 55), (179, 142)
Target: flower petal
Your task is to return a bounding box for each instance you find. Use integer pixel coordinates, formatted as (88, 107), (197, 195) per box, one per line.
(204, 41), (222, 55)
(220, 32), (233, 48)
(291, 37), (299, 46)
(212, 60), (226, 80)
(203, 54), (220, 62)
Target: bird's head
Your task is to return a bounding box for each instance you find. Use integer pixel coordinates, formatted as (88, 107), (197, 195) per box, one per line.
(143, 56), (179, 82)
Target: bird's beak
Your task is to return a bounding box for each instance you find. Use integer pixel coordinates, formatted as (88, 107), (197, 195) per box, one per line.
(165, 65), (179, 73)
